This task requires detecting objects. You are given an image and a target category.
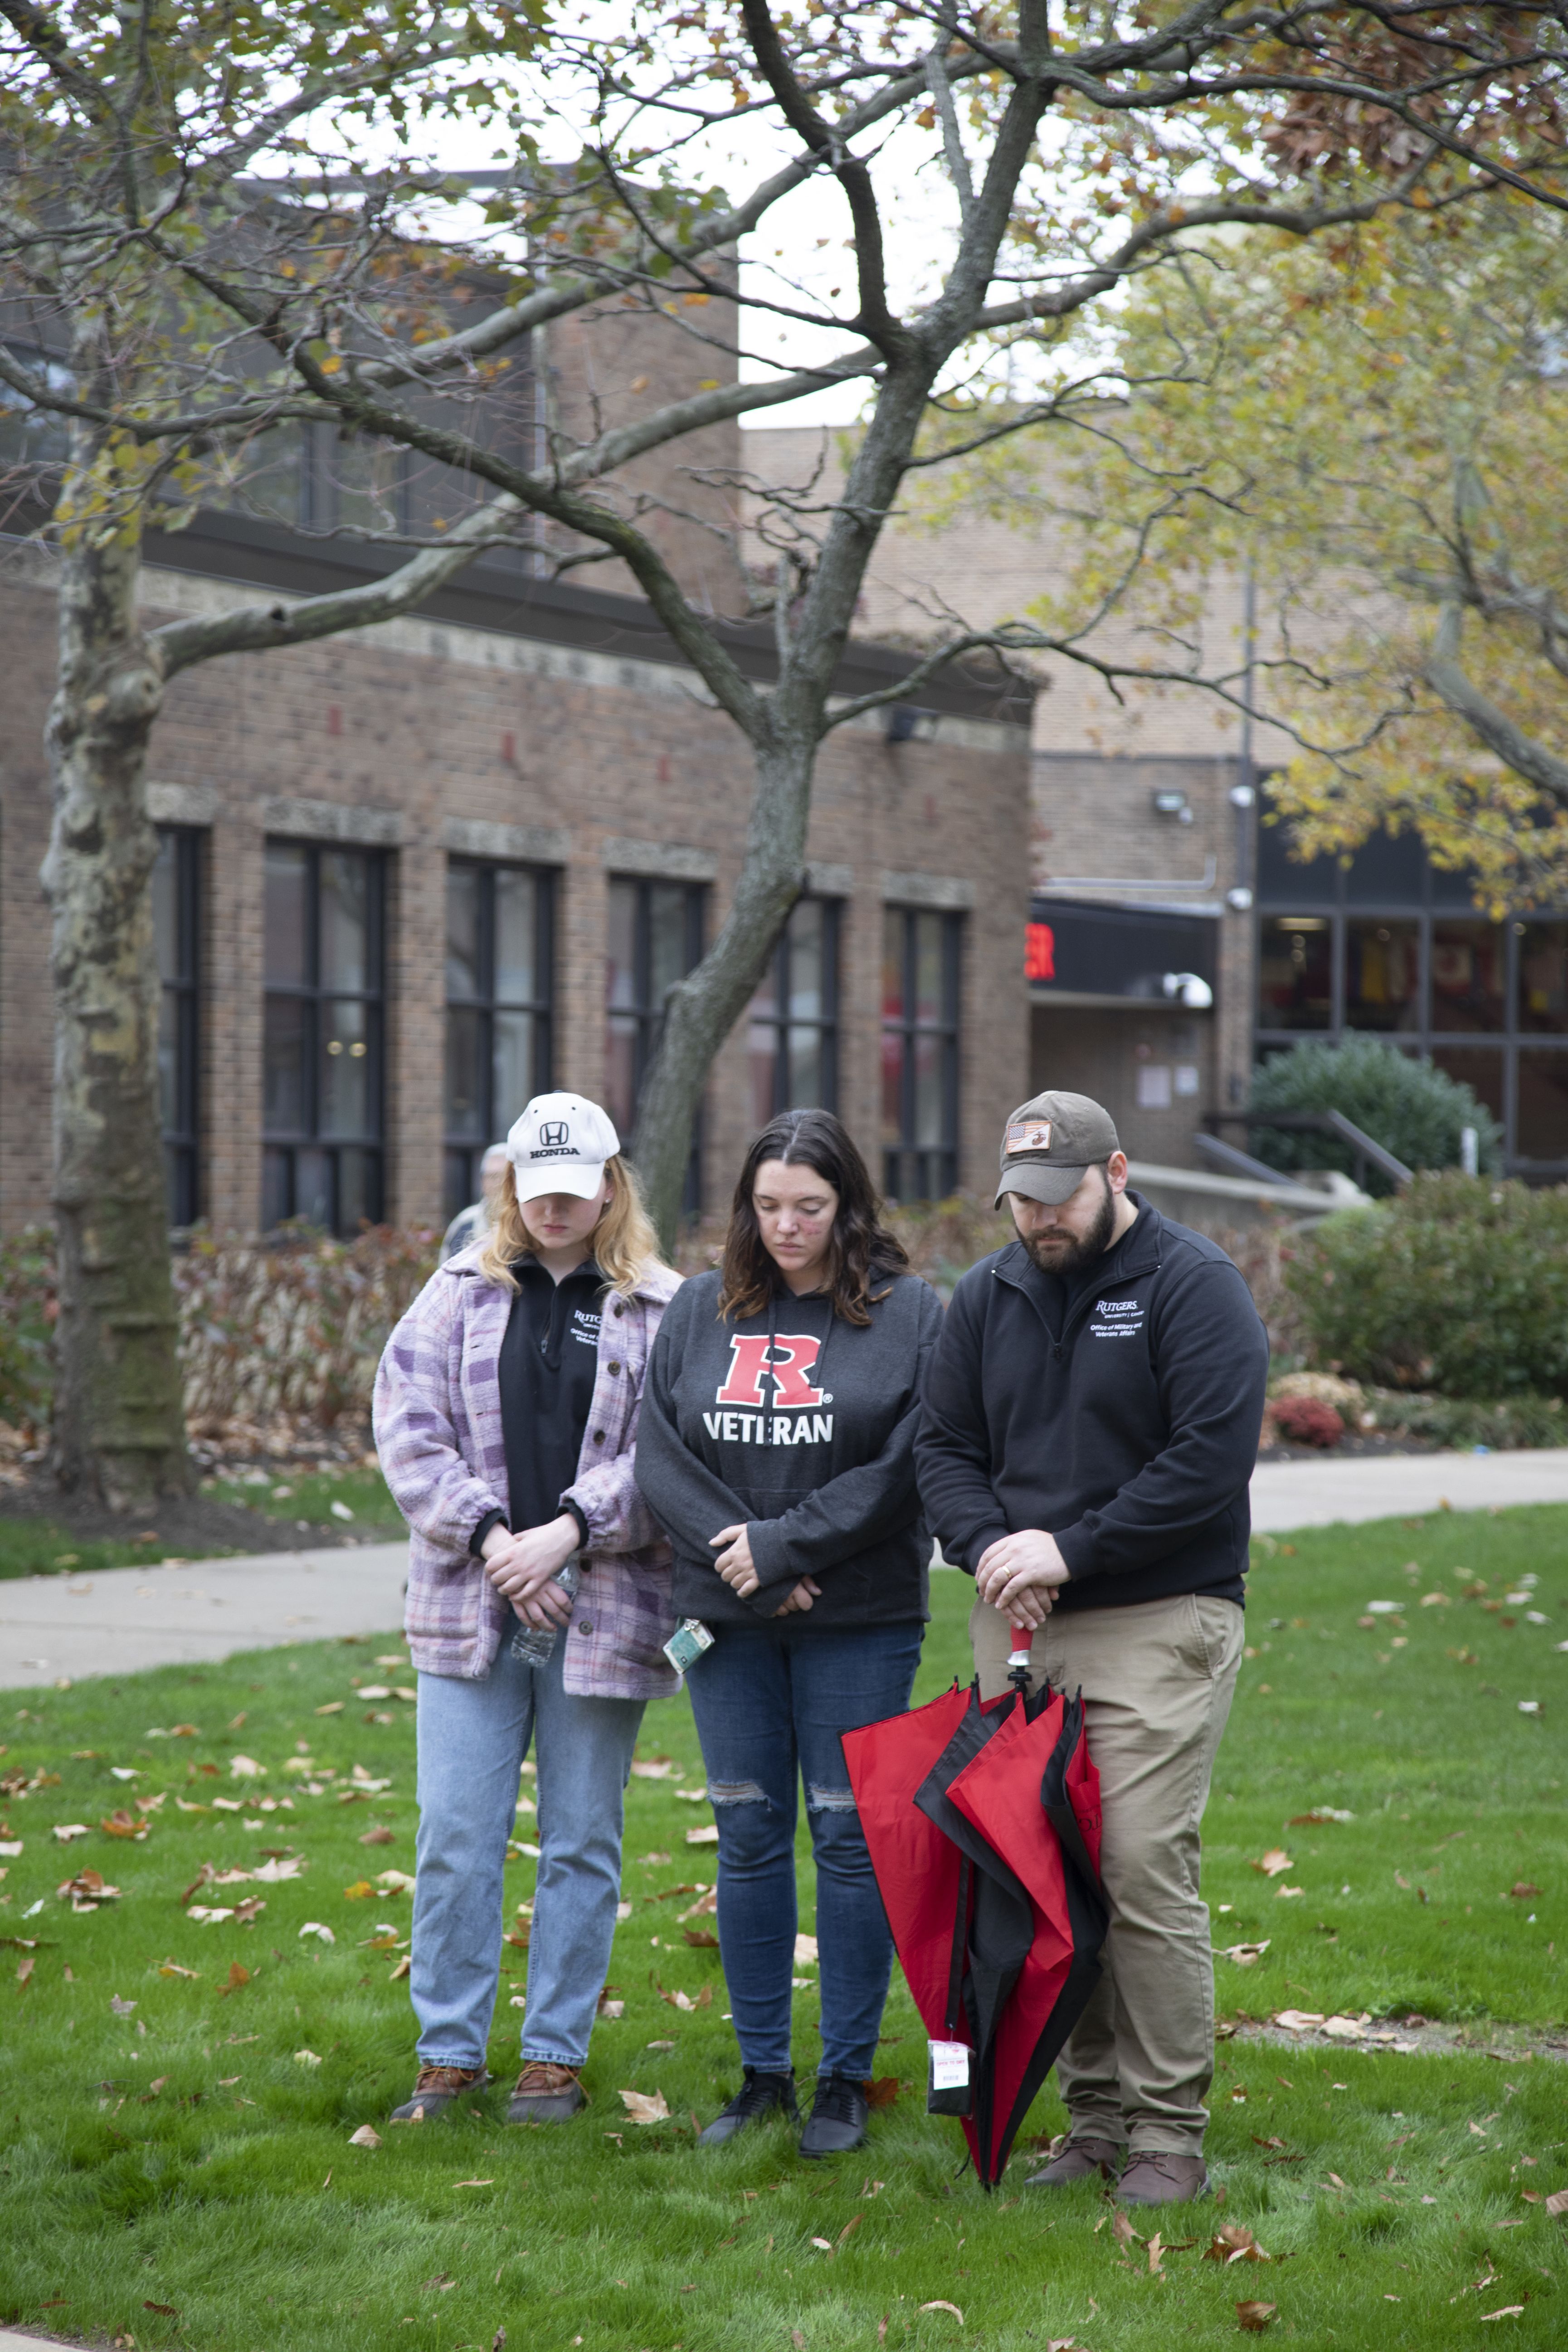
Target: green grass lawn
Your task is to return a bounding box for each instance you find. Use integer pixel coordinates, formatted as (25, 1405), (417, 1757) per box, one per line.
(0, 1464), (401, 1583)
(0, 1506), (1564, 2349)
(199, 1463), (402, 1539)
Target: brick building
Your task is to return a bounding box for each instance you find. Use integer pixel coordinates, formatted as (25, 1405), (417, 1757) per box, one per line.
(742, 424), (1568, 1180)
(0, 508), (1032, 1240)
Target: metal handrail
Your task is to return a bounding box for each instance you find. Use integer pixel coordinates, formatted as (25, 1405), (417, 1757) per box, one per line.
(1207, 1108), (1414, 1192)
(1193, 1132), (1297, 1187)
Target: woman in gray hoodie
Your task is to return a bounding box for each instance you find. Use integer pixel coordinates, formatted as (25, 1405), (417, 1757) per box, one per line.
(636, 1109), (942, 2159)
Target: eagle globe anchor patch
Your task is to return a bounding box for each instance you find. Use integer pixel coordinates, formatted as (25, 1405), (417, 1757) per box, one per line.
(1005, 1119), (1052, 1154)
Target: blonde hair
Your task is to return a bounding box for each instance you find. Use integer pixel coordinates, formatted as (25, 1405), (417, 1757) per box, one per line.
(476, 1152), (668, 1299)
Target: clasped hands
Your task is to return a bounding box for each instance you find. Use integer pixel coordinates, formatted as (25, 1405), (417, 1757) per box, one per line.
(974, 1528), (1070, 1628)
(482, 1512), (580, 1628)
(711, 1523), (820, 1617)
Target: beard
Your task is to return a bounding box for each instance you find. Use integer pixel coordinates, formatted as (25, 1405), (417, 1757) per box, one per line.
(1018, 1169), (1116, 1276)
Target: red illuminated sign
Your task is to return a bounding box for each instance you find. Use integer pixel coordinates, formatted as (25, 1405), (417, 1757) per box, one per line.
(1025, 921), (1056, 983)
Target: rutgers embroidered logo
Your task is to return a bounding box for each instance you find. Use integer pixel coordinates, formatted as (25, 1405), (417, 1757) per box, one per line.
(714, 1332), (826, 1410)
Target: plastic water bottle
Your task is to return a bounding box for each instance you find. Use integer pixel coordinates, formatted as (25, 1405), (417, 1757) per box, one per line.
(509, 1556), (581, 1666)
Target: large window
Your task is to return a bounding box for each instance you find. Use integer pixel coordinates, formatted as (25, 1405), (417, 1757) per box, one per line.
(605, 877), (705, 1207)
(881, 906), (961, 1201)
(153, 827), (200, 1227)
(1255, 820), (1568, 1174)
(263, 842), (385, 1232)
(747, 897), (840, 1129)
(444, 860), (554, 1217)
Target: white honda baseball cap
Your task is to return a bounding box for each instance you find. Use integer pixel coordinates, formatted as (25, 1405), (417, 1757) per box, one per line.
(506, 1092), (620, 1203)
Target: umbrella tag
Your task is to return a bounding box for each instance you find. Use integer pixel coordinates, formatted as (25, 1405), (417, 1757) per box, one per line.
(927, 2038), (973, 2116)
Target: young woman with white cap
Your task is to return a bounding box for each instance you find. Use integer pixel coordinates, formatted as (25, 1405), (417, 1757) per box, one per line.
(374, 1092), (680, 2126)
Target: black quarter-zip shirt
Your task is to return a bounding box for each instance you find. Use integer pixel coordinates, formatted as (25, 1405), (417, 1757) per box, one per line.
(494, 1256), (603, 1540)
(915, 1196), (1269, 1611)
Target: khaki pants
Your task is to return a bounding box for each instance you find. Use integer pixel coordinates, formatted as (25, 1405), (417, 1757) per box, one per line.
(970, 1589), (1243, 2155)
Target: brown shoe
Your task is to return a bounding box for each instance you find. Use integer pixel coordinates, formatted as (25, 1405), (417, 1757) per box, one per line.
(1025, 2134), (1124, 2188)
(507, 2061), (586, 2124)
(390, 2063), (490, 2123)
(1115, 2150), (1211, 2206)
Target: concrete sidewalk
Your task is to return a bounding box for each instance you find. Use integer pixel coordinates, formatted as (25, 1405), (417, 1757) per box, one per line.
(1249, 1444), (1568, 1530)
(6, 1448), (1568, 1691)
(0, 1539), (408, 1690)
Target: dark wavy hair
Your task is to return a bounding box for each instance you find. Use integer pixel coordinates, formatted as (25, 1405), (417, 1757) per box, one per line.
(717, 1108), (910, 1327)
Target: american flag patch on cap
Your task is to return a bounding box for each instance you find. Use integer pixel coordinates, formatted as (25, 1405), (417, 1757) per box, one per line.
(1005, 1119), (1052, 1154)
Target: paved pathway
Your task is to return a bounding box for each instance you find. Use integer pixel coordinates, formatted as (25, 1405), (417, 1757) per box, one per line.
(6, 1448), (1568, 1691)
(0, 1539), (408, 1690)
(1249, 1444), (1568, 1530)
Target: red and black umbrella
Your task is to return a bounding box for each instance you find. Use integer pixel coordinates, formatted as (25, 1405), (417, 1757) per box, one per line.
(842, 1637), (1107, 2186)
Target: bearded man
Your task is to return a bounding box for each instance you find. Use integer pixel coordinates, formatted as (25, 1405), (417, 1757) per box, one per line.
(915, 1091), (1268, 2209)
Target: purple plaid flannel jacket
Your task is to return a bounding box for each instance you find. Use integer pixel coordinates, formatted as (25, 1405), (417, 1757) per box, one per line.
(372, 1247), (683, 1696)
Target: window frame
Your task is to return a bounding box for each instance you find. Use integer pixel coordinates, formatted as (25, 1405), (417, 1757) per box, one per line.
(881, 904), (963, 1203)
(1253, 824), (1568, 1177)
(604, 875), (706, 1211)
(747, 895), (842, 1125)
(262, 839), (387, 1234)
(153, 824), (201, 1227)
(443, 857), (555, 1218)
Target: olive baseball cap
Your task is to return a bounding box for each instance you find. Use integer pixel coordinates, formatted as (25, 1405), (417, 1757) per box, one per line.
(994, 1090), (1121, 1208)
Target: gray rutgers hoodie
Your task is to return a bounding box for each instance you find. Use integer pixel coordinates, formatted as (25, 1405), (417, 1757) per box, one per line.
(634, 1267), (944, 1630)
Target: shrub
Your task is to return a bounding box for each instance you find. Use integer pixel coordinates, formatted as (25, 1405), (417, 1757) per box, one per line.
(1249, 1037), (1502, 1196)
(1285, 1173), (1568, 1399)
(1269, 1394), (1344, 1449)
(0, 1223), (439, 1437)
(0, 1225), (56, 1431)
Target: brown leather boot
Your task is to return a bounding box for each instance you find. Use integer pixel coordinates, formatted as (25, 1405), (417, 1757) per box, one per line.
(1025, 2134), (1124, 2187)
(507, 2061), (586, 2124)
(1115, 2149), (1211, 2206)
(390, 2063), (490, 2122)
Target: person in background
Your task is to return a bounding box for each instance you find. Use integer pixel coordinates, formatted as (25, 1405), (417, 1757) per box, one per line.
(374, 1093), (680, 2128)
(635, 1108), (942, 2160)
(439, 1141), (510, 1262)
(915, 1091), (1269, 2209)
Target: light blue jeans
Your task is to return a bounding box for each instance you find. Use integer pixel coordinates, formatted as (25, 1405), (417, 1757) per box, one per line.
(411, 1635), (644, 2071)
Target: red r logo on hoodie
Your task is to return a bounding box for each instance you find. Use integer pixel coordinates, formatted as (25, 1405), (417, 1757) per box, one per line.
(715, 1333), (826, 1409)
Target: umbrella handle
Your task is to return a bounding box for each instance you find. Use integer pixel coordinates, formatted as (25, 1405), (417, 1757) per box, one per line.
(1007, 1623), (1033, 1691)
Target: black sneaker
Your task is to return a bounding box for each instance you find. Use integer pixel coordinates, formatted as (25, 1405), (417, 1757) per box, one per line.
(799, 2070), (869, 2159)
(697, 2067), (799, 2147)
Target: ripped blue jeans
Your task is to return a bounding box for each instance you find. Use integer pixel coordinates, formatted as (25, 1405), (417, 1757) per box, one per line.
(684, 1621), (923, 2080)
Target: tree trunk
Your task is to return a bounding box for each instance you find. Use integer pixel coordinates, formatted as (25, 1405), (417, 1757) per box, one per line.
(633, 730), (813, 1246)
(41, 513), (190, 1506)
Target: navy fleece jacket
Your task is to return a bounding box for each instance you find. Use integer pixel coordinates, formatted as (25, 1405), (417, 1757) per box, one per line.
(914, 1196), (1268, 1611)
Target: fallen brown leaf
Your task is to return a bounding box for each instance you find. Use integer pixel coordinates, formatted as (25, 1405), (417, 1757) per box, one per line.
(1204, 2224), (1271, 2264)
(1509, 1881), (1540, 1899)
(917, 2302), (964, 2323)
(682, 1928), (719, 1948)
(348, 2124), (381, 2149)
(157, 1960), (198, 1980)
(618, 2087), (670, 2125)
(1112, 2211), (1143, 2247)
(359, 1827), (395, 1846)
(1237, 2301), (1277, 2331)
(837, 2214), (864, 2248)
(215, 1962), (250, 1997)
(1545, 2188), (1568, 2218)
(16, 1953), (34, 1986)
(1251, 1849), (1292, 1878)
(100, 1810), (149, 1840)
(1148, 2231), (1166, 2275)
(143, 2303), (180, 2318)
(180, 1863), (215, 1908)
(865, 2077), (900, 2108)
